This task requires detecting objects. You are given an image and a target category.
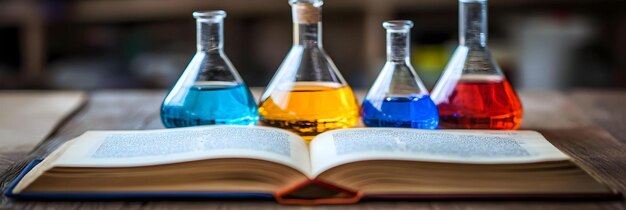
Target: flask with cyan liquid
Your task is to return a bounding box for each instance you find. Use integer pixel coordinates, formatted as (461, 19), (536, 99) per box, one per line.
(431, 0), (522, 129)
(161, 11), (258, 128)
(259, 0), (359, 139)
(361, 20), (439, 129)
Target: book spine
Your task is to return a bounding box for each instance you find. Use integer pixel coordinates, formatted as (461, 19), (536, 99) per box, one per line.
(274, 179), (362, 205)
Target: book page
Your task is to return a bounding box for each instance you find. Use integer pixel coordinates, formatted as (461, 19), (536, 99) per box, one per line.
(49, 125), (311, 175)
(309, 128), (570, 176)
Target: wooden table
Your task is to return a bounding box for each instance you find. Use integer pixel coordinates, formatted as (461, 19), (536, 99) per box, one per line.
(1, 89), (626, 209)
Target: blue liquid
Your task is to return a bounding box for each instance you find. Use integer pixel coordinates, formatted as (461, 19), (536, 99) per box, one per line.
(161, 83), (258, 127)
(361, 95), (439, 129)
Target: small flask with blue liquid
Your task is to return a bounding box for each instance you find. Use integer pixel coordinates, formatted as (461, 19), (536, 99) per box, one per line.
(161, 11), (258, 128)
(361, 20), (439, 129)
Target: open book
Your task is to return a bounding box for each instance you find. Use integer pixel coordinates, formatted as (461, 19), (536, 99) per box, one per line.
(6, 126), (618, 204)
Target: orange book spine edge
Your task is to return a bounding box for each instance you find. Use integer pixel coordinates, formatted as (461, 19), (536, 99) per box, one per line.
(274, 179), (363, 205)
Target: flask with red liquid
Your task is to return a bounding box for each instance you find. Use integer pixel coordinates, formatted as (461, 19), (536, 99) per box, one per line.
(431, 0), (522, 130)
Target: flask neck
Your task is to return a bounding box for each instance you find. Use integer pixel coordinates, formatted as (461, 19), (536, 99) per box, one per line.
(386, 29), (411, 63)
(292, 2), (322, 47)
(196, 18), (224, 52)
(294, 23), (322, 47)
(459, 0), (488, 48)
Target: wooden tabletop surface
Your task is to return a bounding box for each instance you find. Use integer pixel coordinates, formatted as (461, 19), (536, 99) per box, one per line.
(1, 89), (626, 210)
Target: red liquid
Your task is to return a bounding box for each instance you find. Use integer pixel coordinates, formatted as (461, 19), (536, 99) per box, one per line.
(437, 80), (522, 129)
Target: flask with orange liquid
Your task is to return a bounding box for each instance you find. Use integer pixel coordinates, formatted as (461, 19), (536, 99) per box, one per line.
(431, 0), (522, 130)
(259, 0), (359, 139)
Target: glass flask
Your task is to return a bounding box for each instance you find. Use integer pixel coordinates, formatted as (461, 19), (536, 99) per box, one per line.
(361, 20), (439, 129)
(431, 0), (522, 130)
(161, 11), (258, 128)
(258, 0), (359, 139)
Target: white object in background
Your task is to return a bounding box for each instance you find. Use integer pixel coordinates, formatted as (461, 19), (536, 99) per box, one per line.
(515, 15), (593, 90)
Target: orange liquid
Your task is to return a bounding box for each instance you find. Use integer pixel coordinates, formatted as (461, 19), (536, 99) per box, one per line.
(437, 79), (522, 129)
(259, 82), (359, 138)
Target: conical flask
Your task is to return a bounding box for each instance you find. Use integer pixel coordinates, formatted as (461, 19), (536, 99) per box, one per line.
(431, 0), (522, 130)
(161, 11), (258, 128)
(259, 0), (359, 139)
(361, 20), (439, 129)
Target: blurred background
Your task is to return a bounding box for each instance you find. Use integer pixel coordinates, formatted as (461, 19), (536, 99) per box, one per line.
(0, 0), (624, 90)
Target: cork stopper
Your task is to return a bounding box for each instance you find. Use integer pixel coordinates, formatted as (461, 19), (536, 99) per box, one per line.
(292, 2), (321, 24)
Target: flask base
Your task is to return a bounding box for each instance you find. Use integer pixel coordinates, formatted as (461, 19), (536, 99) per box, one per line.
(162, 117), (257, 128)
(438, 112), (522, 130)
(260, 118), (357, 140)
(362, 118), (438, 129)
